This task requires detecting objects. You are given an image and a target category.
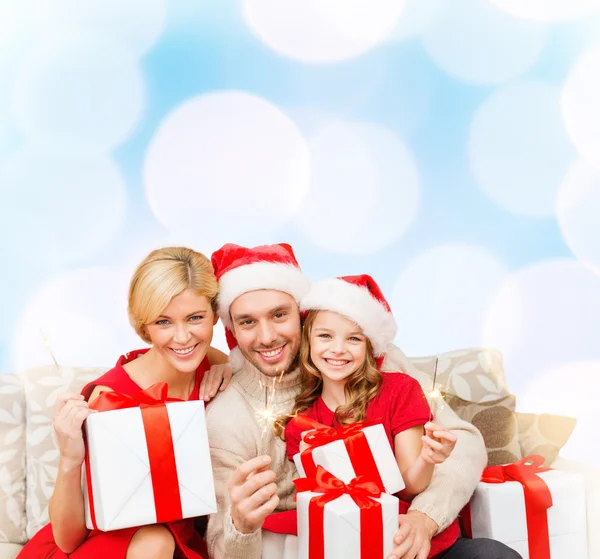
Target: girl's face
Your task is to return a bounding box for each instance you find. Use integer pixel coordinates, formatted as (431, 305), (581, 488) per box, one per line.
(309, 310), (367, 384)
(145, 288), (217, 374)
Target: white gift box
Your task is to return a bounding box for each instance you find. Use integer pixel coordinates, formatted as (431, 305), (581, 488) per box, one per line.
(83, 400), (217, 531)
(293, 424), (404, 495)
(297, 490), (398, 559)
(469, 469), (588, 559)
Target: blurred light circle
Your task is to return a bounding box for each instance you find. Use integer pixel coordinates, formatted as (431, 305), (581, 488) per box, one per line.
(13, 267), (142, 371)
(243, 0), (407, 63)
(488, 0), (600, 22)
(296, 120), (420, 253)
(144, 91), (310, 245)
(561, 43), (600, 170)
(482, 259), (600, 394)
(469, 82), (574, 217)
(556, 160), (600, 274)
(11, 32), (145, 154)
(0, 149), (127, 266)
(39, 0), (167, 58)
(520, 361), (600, 464)
(388, 0), (444, 42)
(422, 0), (547, 85)
(391, 244), (507, 355)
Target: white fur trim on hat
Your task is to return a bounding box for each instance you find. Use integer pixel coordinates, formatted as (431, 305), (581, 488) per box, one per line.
(300, 278), (397, 357)
(218, 262), (310, 329)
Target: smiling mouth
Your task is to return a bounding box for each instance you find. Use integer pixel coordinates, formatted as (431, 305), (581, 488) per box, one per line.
(170, 344), (198, 357)
(257, 345), (286, 361)
(324, 358), (350, 367)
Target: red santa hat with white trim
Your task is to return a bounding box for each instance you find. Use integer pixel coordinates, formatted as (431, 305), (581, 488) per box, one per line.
(211, 243), (310, 370)
(300, 274), (397, 363)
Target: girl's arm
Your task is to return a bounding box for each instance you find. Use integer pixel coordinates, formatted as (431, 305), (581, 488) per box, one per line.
(394, 425), (435, 500)
(48, 385), (111, 553)
(394, 422), (458, 501)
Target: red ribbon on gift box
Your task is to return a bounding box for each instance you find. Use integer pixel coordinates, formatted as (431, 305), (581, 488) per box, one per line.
(461, 455), (553, 559)
(292, 415), (386, 492)
(295, 465), (384, 559)
(84, 382), (183, 530)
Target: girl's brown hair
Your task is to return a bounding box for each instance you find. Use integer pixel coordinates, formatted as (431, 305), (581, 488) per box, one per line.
(274, 310), (382, 438)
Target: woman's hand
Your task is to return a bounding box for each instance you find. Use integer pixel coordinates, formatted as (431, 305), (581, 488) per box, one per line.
(53, 394), (96, 471)
(420, 422), (456, 465)
(199, 363), (232, 402)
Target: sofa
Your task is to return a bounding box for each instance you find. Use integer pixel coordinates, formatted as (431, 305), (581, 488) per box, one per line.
(1, 348), (599, 559)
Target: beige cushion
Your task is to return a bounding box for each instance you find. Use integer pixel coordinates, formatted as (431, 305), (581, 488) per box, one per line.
(20, 365), (107, 538)
(443, 392), (521, 466)
(516, 412), (577, 467)
(410, 347), (509, 403)
(0, 375), (26, 545)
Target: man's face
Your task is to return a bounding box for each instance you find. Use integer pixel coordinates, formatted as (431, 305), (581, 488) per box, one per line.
(230, 290), (302, 377)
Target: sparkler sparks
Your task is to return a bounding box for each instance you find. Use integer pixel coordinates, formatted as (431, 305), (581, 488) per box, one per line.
(255, 370), (285, 437)
(40, 329), (59, 366)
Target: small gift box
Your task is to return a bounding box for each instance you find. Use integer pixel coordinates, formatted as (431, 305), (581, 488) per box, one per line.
(293, 417), (404, 495)
(462, 455), (588, 559)
(83, 383), (217, 531)
(296, 466), (398, 559)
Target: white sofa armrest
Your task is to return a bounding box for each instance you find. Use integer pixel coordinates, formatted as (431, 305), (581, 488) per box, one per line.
(551, 456), (600, 559)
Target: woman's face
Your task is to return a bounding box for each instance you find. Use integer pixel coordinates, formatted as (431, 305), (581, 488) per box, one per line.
(145, 289), (217, 374)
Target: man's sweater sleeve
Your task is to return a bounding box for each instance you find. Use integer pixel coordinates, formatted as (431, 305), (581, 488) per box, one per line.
(205, 401), (262, 559)
(382, 343), (488, 532)
(206, 445), (262, 559)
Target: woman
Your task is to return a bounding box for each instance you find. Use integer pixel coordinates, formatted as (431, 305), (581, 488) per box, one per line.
(18, 247), (232, 559)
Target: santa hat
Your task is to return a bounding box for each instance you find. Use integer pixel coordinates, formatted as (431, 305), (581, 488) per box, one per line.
(300, 274), (397, 359)
(211, 243), (310, 369)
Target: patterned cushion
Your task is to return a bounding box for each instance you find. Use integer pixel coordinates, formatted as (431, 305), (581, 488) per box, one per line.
(443, 392), (522, 466)
(20, 366), (107, 538)
(410, 347), (509, 403)
(0, 375), (26, 545)
(516, 412), (577, 467)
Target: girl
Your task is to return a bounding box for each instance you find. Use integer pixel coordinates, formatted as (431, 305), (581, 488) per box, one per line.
(18, 247), (232, 559)
(278, 274), (460, 557)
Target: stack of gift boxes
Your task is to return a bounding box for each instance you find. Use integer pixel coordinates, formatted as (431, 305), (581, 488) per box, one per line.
(79, 386), (589, 558)
(292, 419), (589, 559)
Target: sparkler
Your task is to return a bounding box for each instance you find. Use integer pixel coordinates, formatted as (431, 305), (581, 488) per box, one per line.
(255, 370), (285, 437)
(428, 357), (443, 421)
(40, 329), (59, 366)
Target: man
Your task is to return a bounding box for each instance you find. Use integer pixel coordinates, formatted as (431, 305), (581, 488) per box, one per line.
(205, 243), (521, 559)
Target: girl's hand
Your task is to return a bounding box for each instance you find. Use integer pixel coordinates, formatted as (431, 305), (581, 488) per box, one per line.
(53, 394), (97, 471)
(420, 422), (456, 465)
(299, 429), (317, 453)
(199, 363), (232, 401)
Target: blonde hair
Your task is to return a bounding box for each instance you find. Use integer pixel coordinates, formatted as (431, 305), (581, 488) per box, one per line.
(274, 310), (382, 438)
(128, 247), (218, 344)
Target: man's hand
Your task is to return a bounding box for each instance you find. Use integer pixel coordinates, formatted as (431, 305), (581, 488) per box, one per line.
(228, 455), (279, 534)
(387, 510), (438, 559)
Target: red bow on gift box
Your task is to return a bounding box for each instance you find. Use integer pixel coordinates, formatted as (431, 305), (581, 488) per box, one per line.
(84, 382), (183, 530)
(461, 455), (553, 559)
(292, 415), (386, 491)
(295, 466), (385, 559)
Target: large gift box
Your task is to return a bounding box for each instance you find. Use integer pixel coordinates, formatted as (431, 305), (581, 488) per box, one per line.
(83, 383), (217, 531)
(464, 456), (588, 559)
(296, 466), (398, 559)
(293, 417), (404, 495)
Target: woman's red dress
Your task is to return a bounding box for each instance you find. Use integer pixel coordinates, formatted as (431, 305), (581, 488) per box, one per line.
(17, 349), (210, 559)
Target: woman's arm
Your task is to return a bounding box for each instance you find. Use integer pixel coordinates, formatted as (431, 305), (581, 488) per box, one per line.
(48, 385), (111, 552)
(394, 425), (435, 500)
(207, 346), (229, 365)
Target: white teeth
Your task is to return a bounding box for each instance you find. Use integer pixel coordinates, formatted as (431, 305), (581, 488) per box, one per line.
(326, 359), (348, 366)
(261, 347), (283, 357)
(173, 346), (195, 355)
